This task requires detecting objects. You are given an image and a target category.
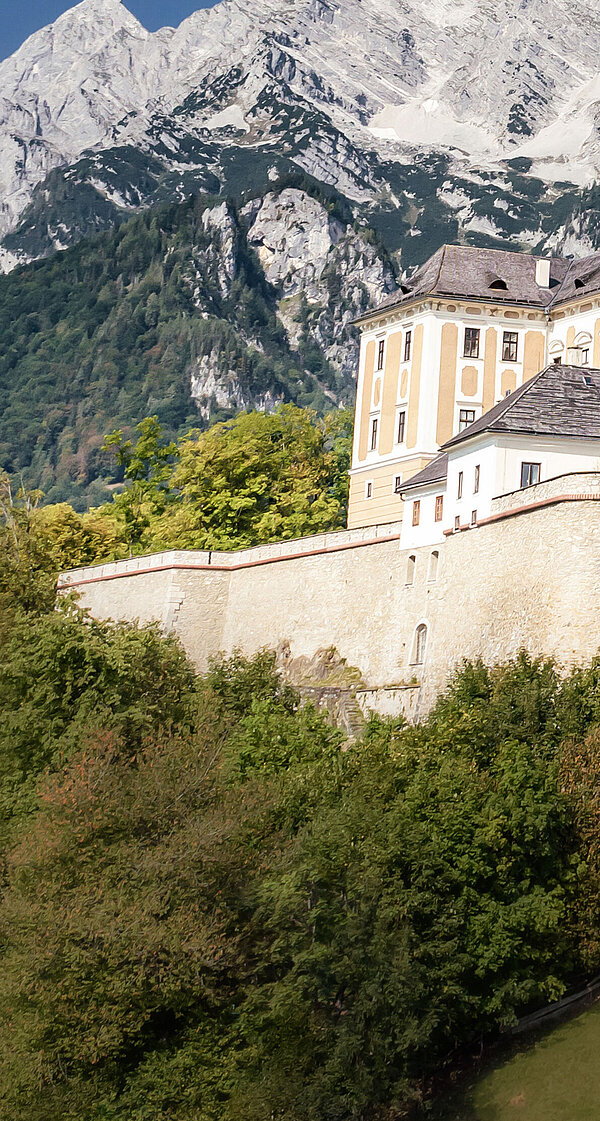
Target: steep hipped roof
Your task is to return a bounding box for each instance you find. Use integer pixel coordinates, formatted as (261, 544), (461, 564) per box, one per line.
(372, 244), (571, 315)
(400, 452), (448, 493)
(443, 364), (600, 449)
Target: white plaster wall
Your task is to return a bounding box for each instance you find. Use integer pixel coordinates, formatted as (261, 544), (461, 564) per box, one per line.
(400, 483), (446, 549)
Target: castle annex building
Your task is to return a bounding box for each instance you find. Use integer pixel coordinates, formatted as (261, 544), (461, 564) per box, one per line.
(348, 243), (600, 528)
(60, 245), (600, 720)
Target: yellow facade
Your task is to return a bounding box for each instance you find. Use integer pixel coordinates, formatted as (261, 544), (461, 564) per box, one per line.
(348, 283), (600, 530)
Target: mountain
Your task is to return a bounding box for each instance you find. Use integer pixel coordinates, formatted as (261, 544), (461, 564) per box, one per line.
(0, 184), (395, 506)
(4, 0), (600, 274)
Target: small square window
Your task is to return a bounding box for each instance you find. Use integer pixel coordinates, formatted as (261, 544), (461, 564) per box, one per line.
(434, 495), (444, 522)
(474, 465), (480, 494)
(377, 339), (385, 370)
(459, 408), (475, 432)
(471, 509), (477, 526)
(412, 500), (421, 527)
(404, 330), (412, 361)
(464, 327), (480, 358)
(520, 462), (541, 488)
(454, 515), (460, 531)
(397, 410), (406, 443)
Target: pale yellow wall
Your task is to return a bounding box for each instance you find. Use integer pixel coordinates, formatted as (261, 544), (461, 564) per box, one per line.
(482, 327), (497, 412)
(501, 368), (516, 395)
(460, 365), (478, 396)
(379, 332), (402, 455)
(406, 323), (424, 449)
(523, 330), (546, 383)
(347, 458), (429, 529)
(436, 322), (458, 445)
(357, 339), (375, 462)
(594, 319), (600, 367)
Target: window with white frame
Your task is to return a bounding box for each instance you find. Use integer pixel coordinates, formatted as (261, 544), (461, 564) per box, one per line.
(404, 330), (412, 361)
(397, 409), (406, 443)
(474, 464), (480, 494)
(434, 495), (444, 522)
(377, 338), (385, 370)
(393, 475), (402, 494)
(457, 471), (463, 499)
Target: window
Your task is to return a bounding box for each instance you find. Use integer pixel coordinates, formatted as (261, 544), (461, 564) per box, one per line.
(365, 481), (373, 499)
(502, 330), (518, 362)
(463, 327), (480, 358)
(581, 347), (590, 366)
(474, 464), (480, 494)
(397, 410), (406, 443)
(520, 461), (541, 488)
(471, 509), (477, 526)
(584, 374), (593, 387)
(457, 471), (463, 499)
(370, 417), (378, 451)
(428, 550), (439, 582)
(412, 623), (428, 665)
(404, 330), (412, 361)
(459, 408), (475, 432)
(377, 339), (385, 370)
(393, 475), (402, 494)
(454, 515), (460, 531)
(412, 500), (420, 526)
(489, 278), (508, 291)
(434, 494), (444, 522)
(406, 554), (416, 585)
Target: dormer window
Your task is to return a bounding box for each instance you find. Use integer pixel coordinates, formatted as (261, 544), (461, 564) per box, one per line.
(583, 374), (593, 387)
(400, 284), (412, 295)
(489, 278), (508, 291)
(575, 278), (586, 290)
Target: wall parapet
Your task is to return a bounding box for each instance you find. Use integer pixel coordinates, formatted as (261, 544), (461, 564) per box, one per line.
(491, 471), (600, 513)
(58, 521), (403, 589)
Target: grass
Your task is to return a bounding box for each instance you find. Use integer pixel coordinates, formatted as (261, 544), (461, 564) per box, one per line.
(430, 999), (600, 1121)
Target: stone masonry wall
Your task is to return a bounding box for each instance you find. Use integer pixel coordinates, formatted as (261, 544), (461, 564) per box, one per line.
(59, 481), (600, 720)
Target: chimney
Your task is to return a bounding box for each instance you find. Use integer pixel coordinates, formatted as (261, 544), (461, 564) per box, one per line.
(535, 257), (551, 288)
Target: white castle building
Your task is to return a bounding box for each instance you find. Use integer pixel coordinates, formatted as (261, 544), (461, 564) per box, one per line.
(60, 245), (600, 722)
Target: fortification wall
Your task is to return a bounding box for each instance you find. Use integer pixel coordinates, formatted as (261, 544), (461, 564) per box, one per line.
(59, 479), (600, 720)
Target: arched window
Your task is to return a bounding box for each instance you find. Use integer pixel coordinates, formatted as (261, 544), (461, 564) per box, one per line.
(412, 623), (428, 665)
(489, 277), (508, 291)
(406, 554), (416, 585)
(428, 550), (439, 582)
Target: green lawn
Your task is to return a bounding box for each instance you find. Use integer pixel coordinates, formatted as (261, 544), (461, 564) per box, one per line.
(431, 1000), (600, 1121)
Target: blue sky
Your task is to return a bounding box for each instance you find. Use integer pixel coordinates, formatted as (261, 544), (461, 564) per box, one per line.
(1, 0), (219, 62)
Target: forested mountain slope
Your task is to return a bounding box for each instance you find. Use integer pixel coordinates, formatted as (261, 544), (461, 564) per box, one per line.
(0, 183), (394, 507)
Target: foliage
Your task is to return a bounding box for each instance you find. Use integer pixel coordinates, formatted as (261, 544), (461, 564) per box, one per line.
(103, 415), (178, 551)
(149, 405), (352, 551)
(3, 649), (600, 1119)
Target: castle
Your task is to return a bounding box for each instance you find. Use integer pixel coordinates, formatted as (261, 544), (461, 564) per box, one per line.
(59, 244), (600, 720)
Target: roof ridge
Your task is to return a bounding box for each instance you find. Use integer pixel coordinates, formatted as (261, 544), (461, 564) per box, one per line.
(434, 244), (447, 289)
(442, 365), (551, 450)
